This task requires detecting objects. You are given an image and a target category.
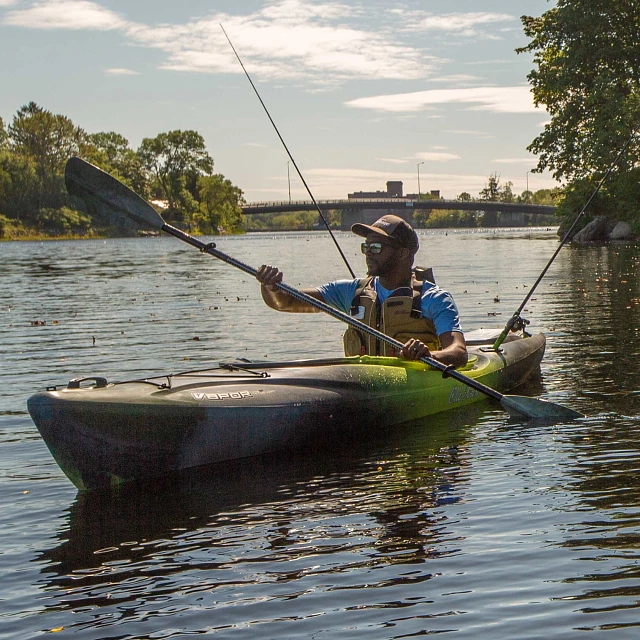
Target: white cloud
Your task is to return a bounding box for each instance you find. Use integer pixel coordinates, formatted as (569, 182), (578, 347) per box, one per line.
(446, 129), (488, 135)
(377, 157), (410, 164)
(392, 10), (515, 37)
(375, 151), (459, 165)
(4, 0), (127, 29)
(130, 14), (436, 82)
(414, 12), (514, 32)
(466, 59), (511, 66)
(0, 0), (18, 7)
(2, 0), (442, 84)
(417, 151), (460, 162)
(346, 86), (543, 114)
(105, 67), (139, 76)
(493, 158), (537, 165)
(428, 74), (483, 84)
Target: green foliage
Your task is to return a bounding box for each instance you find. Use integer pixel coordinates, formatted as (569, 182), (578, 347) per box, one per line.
(500, 181), (515, 203)
(518, 2), (640, 183)
(0, 117), (7, 150)
(421, 209), (478, 229)
(35, 206), (92, 234)
(82, 132), (149, 197)
(606, 167), (640, 220)
(138, 130), (214, 217)
(0, 103), (87, 222)
(9, 102), (84, 212)
(457, 192), (472, 202)
(530, 188), (561, 206)
(246, 211), (320, 231)
(518, 1), (640, 230)
(0, 150), (40, 221)
(557, 167), (640, 231)
(479, 173), (515, 203)
(479, 173), (501, 201)
(0, 214), (10, 238)
(0, 102), (244, 238)
(195, 174), (244, 234)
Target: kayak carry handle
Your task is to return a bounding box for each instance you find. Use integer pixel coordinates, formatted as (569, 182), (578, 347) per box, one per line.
(67, 377), (109, 389)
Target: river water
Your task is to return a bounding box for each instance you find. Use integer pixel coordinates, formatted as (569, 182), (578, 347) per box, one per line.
(2, 228), (640, 639)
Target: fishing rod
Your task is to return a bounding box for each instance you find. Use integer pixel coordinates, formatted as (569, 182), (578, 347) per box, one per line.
(492, 122), (640, 350)
(220, 24), (356, 279)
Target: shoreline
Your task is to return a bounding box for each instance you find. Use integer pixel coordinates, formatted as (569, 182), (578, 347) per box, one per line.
(2, 226), (561, 242)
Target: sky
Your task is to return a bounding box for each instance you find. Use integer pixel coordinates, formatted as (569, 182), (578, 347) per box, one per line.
(0, 0), (558, 202)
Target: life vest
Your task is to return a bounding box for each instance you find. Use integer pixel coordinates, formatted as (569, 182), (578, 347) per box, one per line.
(343, 268), (441, 357)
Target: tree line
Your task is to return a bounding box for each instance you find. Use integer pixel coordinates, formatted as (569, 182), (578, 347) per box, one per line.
(416, 173), (558, 229)
(0, 102), (244, 239)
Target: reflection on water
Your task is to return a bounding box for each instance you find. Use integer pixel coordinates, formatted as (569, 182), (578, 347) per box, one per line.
(3, 231), (640, 638)
(35, 410), (475, 638)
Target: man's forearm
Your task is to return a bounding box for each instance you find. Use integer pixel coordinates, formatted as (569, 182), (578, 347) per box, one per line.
(260, 285), (321, 313)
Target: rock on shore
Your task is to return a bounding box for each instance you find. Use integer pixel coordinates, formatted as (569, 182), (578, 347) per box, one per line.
(570, 216), (636, 244)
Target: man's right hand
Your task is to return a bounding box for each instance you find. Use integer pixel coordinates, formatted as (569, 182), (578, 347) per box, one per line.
(256, 265), (284, 291)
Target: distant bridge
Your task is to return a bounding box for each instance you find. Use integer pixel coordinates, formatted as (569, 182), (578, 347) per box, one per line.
(242, 198), (557, 230)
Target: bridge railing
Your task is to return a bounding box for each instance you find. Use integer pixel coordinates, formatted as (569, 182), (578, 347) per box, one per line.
(243, 198), (556, 209)
(244, 198), (421, 207)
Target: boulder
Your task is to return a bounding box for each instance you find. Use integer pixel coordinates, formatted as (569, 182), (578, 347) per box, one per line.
(571, 216), (608, 243)
(608, 220), (633, 240)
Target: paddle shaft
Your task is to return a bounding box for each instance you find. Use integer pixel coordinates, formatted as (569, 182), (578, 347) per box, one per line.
(159, 222), (505, 403)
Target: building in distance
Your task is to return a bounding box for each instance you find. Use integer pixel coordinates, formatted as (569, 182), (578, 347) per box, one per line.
(347, 181), (440, 200)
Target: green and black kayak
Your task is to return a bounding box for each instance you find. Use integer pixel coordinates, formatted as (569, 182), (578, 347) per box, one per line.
(27, 331), (545, 491)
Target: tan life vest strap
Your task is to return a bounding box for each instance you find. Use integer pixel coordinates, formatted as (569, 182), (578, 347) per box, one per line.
(410, 266), (435, 319)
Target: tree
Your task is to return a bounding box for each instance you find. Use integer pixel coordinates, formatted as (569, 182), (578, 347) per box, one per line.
(422, 209), (477, 228)
(138, 130), (214, 222)
(0, 117), (7, 150)
(82, 131), (149, 196)
(530, 188), (561, 206)
(479, 173), (501, 201)
(8, 102), (85, 212)
(518, 2), (640, 183)
(86, 131), (130, 166)
(195, 174), (244, 233)
(500, 181), (515, 203)
(0, 152), (39, 221)
(457, 192), (472, 202)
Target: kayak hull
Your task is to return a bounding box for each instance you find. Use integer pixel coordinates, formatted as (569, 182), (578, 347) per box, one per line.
(28, 333), (545, 490)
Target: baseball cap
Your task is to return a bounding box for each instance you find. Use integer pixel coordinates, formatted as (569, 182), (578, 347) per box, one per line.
(351, 215), (419, 253)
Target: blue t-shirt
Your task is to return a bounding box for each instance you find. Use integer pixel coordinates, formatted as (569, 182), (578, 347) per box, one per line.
(316, 277), (463, 336)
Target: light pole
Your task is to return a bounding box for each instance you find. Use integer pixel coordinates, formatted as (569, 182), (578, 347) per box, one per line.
(417, 161), (424, 200)
(287, 161), (291, 204)
(526, 171), (530, 193)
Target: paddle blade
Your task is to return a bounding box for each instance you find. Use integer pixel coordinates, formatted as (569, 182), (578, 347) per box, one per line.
(65, 157), (165, 232)
(501, 394), (584, 420)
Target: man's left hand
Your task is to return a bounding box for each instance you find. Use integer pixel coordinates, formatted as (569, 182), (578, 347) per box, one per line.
(401, 339), (432, 361)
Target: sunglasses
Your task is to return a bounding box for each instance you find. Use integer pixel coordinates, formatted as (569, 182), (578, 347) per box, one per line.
(361, 242), (394, 255)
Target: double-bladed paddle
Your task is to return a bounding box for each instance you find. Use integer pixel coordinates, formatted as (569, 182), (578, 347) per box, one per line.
(64, 157), (584, 420)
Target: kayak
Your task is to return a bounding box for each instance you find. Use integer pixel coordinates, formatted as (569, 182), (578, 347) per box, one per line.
(27, 331), (545, 490)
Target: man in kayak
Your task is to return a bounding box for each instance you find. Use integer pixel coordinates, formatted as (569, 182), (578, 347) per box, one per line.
(256, 215), (467, 367)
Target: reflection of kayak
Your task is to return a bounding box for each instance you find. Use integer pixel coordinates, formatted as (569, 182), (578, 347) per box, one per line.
(27, 331), (545, 491)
